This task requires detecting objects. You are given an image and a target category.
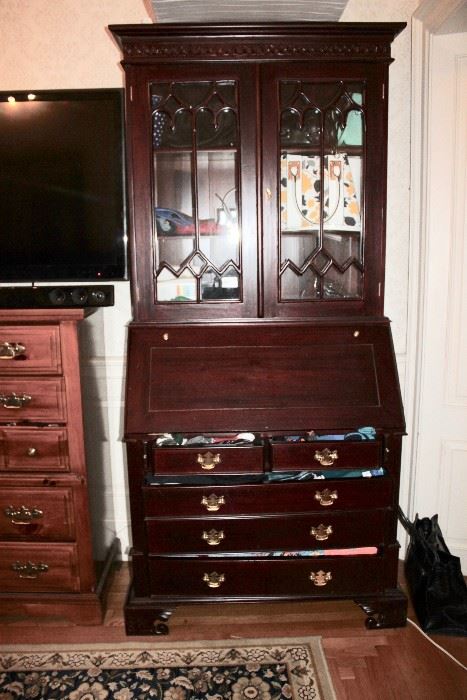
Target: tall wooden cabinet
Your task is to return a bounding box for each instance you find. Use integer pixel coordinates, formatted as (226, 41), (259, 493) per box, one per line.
(0, 310), (101, 624)
(110, 22), (407, 635)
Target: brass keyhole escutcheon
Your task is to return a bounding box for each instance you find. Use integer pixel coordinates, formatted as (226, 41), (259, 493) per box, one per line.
(310, 524), (333, 541)
(202, 529), (225, 546)
(197, 451), (222, 470)
(203, 572), (225, 588)
(314, 448), (338, 467)
(314, 489), (338, 507)
(201, 494), (225, 512)
(310, 570), (332, 587)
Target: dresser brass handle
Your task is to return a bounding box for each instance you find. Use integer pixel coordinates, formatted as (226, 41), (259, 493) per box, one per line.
(314, 489), (338, 507)
(310, 570), (332, 587)
(201, 494), (226, 512)
(0, 342), (26, 359)
(310, 524), (333, 541)
(11, 561), (49, 579)
(4, 505), (44, 525)
(203, 572), (225, 588)
(202, 529), (225, 546)
(0, 392), (32, 409)
(197, 451), (222, 470)
(314, 448), (338, 466)
(27, 447), (38, 457)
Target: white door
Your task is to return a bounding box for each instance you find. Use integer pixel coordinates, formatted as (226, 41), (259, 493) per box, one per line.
(412, 31), (467, 568)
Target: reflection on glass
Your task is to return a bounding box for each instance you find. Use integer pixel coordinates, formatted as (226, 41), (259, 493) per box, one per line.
(201, 266), (240, 301)
(156, 267), (197, 302)
(152, 81), (237, 149)
(279, 81), (364, 302)
(152, 80), (241, 304)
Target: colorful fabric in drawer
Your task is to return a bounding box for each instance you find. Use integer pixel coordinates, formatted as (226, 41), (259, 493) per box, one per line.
(145, 467), (385, 486)
(264, 468), (385, 482)
(204, 547), (378, 558)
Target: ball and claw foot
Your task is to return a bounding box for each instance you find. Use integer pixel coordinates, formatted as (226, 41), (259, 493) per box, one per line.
(152, 610), (172, 635)
(355, 590), (408, 629)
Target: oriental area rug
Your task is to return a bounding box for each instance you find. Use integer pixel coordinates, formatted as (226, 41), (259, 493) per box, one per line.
(0, 636), (336, 700)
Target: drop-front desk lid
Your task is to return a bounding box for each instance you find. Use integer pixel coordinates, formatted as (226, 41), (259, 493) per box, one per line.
(124, 320), (405, 436)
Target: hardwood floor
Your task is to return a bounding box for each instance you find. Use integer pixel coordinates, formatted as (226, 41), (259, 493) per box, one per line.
(0, 563), (466, 699)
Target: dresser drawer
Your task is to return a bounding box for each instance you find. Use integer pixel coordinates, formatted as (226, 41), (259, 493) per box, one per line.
(0, 326), (61, 374)
(0, 542), (80, 592)
(0, 486), (74, 540)
(148, 554), (384, 598)
(144, 478), (393, 517)
(145, 509), (388, 553)
(0, 378), (66, 421)
(0, 427), (69, 472)
(270, 440), (382, 472)
(151, 445), (264, 475)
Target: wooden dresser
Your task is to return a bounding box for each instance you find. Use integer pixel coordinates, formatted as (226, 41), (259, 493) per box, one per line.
(0, 309), (101, 624)
(110, 21), (408, 635)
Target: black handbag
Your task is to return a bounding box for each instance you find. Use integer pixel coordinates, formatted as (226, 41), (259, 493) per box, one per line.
(398, 508), (467, 636)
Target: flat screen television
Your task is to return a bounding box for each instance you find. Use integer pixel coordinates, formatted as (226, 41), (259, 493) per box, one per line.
(0, 88), (127, 282)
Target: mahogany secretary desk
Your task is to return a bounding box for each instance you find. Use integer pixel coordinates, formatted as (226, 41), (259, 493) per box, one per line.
(110, 21), (407, 635)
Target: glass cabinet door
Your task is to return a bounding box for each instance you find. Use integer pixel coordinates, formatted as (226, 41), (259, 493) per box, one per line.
(149, 68), (257, 319)
(279, 80), (364, 301)
(262, 66), (377, 318)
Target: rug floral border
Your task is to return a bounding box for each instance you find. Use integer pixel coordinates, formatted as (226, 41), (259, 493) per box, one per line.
(0, 636), (336, 700)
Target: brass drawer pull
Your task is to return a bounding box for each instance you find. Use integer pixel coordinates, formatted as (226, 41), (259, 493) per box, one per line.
(4, 505), (44, 525)
(0, 392), (32, 409)
(310, 524), (333, 541)
(0, 342), (26, 359)
(310, 570), (332, 587)
(201, 494), (226, 512)
(203, 571), (225, 588)
(314, 448), (338, 466)
(314, 489), (338, 507)
(197, 451), (222, 470)
(27, 447), (38, 457)
(202, 529), (225, 546)
(11, 561), (49, 579)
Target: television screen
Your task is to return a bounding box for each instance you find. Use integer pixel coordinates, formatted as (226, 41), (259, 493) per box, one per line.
(0, 89), (127, 282)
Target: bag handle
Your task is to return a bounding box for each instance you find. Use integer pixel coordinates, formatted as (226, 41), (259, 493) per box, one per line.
(397, 506), (417, 535)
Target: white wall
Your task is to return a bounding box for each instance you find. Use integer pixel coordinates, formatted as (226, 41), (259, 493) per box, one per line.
(0, 0), (419, 559)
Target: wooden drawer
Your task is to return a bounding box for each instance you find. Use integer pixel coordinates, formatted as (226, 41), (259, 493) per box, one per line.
(0, 486), (74, 541)
(145, 510), (388, 553)
(0, 325), (61, 375)
(151, 445), (264, 475)
(270, 440), (382, 472)
(0, 427), (69, 472)
(144, 478), (393, 517)
(0, 542), (80, 592)
(148, 554), (384, 598)
(0, 378), (66, 422)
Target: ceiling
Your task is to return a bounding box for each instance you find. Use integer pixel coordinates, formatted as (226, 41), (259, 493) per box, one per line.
(147, 0), (348, 23)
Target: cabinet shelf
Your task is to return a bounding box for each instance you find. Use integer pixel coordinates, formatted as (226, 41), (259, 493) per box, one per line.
(282, 145), (363, 157)
(281, 228), (362, 237)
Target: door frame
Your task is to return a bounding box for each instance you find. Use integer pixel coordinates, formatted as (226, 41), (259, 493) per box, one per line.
(402, 0), (466, 541)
